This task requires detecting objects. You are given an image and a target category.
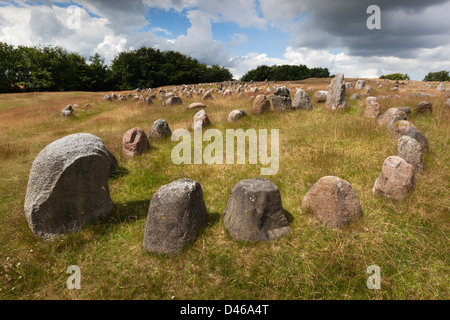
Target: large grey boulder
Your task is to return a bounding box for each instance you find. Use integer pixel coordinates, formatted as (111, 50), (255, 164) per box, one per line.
(223, 178), (291, 241)
(143, 178), (207, 255)
(292, 89), (313, 110)
(326, 73), (347, 111)
(149, 119), (171, 139)
(403, 127), (428, 151)
(24, 133), (118, 239)
(272, 86), (292, 111)
(436, 83), (446, 92)
(302, 176), (362, 228)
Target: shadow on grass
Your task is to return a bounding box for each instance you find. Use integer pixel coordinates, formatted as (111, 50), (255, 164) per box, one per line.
(109, 166), (129, 180)
(283, 208), (295, 223)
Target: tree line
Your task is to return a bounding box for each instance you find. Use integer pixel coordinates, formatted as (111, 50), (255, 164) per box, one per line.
(0, 42), (233, 93)
(240, 64), (330, 82)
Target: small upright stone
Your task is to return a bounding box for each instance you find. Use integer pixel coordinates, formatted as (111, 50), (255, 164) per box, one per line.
(326, 73), (347, 111)
(372, 156), (415, 200)
(392, 120), (416, 139)
(302, 176), (362, 228)
(364, 97), (381, 119)
(202, 90), (213, 101)
(149, 119), (171, 139)
(397, 136), (424, 173)
(224, 178), (291, 241)
(272, 86), (292, 111)
(252, 94), (271, 115)
(355, 79), (366, 89)
(60, 105), (74, 118)
(228, 109), (247, 122)
(163, 96), (183, 106)
(143, 178), (207, 255)
(122, 127), (150, 157)
(403, 127), (428, 150)
(436, 83), (446, 92)
(193, 109), (211, 130)
(292, 89), (313, 110)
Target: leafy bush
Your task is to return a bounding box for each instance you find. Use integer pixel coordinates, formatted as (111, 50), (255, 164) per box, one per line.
(241, 64), (330, 82)
(379, 73), (410, 81)
(423, 70), (450, 82)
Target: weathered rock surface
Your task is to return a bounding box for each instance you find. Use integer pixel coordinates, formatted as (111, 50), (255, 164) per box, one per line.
(252, 94), (271, 115)
(372, 156), (415, 200)
(163, 96), (183, 106)
(314, 90), (328, 103)
(397, 136), (424, 173)
(302, 176), (362, 228)
(143, 178), (207, 255)
(228, 109), (247, 122)
(193, 109), (211, 130)
(188, 102), (207, 109)
(414, 101), (433, 113)
(272, 86), (292, 111)
(224, 178), (291, 241)
(292, 89), (313, 110)
(24, 133), (118, 239)
(122, 127), (150, 157)
(326, 73), (347, 111)
(149, 119), (171, 139)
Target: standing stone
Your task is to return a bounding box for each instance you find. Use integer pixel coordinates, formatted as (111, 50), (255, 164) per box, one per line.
(392, 120), (416, 139)
(355, 79), (366, 90)
(24, 133), (118, 239)
(363, 86), (373, 95)
(60, 105), (74, 118)
(364, 97), (381, 119)
(326, 73), (347, 111)
(143, 178), (207, 255)
(292, 89), (313, 110)
(202, 90), (213, 101)
(163, 96), (183, 106)
(397, 136), (424, 173)
(414, 101), (433, 113)
(349, 93), (361, 100)
(193, 109), (211, 130)
(102, 94), (112, 101)
(403, 127), (428, 151)
(149, 119), (171, 139)
(252, 94), (271, 115)
(377, 108), (407, 129)
(122, 127), (150, 157)
(314, 90), (328, 103)
(345, 82), (353, 89)
(301, 176), (362, 228)
(444, 98), (450, 109)
(272, 86), (292, 111)
(372, 156), (415, 200)
(436, 83), (446, 92)
(228, 109), (247, 122)
(224, 178), (291, 241)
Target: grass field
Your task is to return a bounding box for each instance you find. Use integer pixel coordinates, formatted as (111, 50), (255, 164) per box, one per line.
(0, 78), (448, 300)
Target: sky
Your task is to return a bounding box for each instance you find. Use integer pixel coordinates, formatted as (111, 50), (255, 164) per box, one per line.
(1, 0), (450, 80)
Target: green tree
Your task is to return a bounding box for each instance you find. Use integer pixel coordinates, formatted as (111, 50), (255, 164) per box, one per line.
(379, 73), (410, 81)
(423, 70), (450, 82)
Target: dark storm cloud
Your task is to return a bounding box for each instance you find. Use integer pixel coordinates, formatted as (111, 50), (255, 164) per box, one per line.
(291, 0), (450, 58)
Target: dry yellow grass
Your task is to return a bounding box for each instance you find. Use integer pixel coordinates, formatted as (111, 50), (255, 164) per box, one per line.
(0, 78), (449, 300)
